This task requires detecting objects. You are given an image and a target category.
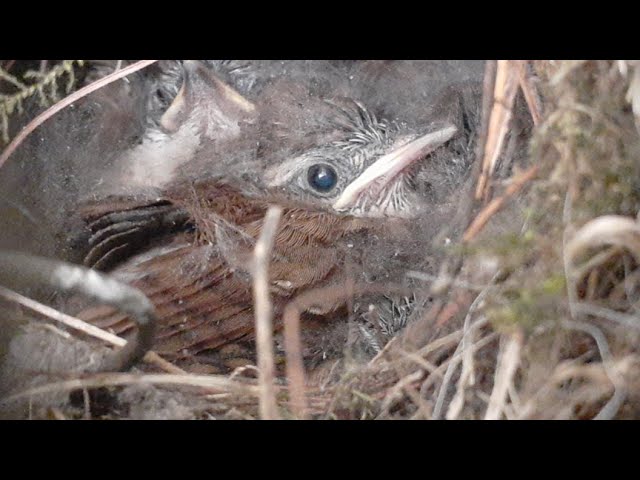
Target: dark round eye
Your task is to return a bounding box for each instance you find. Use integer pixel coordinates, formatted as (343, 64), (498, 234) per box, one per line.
(307, 164), (338, 193)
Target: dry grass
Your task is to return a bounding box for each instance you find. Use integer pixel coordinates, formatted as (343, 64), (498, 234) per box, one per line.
(251, 205), (283, 419)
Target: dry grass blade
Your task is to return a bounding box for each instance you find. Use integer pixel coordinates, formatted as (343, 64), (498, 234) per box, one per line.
(0, 285), (126, 346)
(432, 315), (490, 419)
(403, 383), (432, 419)
(0, 285), (184, 374)
(475, 60), (525, 200)
(473, 60), (497, 190)
(565, 215), (640, 266)
(1, 373), (260, 406)
(484, 330), (523, 420)
(561, 320), (626, 420)
(463, 164), (539, 242)
(415, 329), (497, 418)
(283, 301), (308, 419)
(565, 215), (640, 320)
(446, 274), (499, 419)
(573, 302), (640, 331)
(397, 349), (441, 376)
(0, 60), (157, 169)
(415, 328), (465, 358)
(252, 205), (283, 420)
(379, 370), (424, 418)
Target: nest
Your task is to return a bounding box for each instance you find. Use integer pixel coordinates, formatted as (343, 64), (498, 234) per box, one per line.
(2, 60), (640, 420)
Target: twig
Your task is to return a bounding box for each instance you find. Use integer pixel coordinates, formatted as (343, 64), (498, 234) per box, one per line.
(397, 298), (443, 352)
(379, 370), (424, 417)
(369, 336), (398, 365)
(1, 372), (260, 406)
(519, 61), (543, 126)
(430, 317), (492, 419)
(0, 285), (126, 346)
(0, 59), (157, 169)
(420, 331), (498, 411)
(39, 323), (71, 339)
(484, 329), (523, 420)
(435, 290), (475, 328)
(396, 349), (442, 376)
(402, 383), (432, 419)
(415, 328), (465, 358)
(432, 315), (489, 419)
(145, 352), (186, 375)
(475, 60), (525, 200)
(252, 205), (283, 420)
(463, 164), (539, 242)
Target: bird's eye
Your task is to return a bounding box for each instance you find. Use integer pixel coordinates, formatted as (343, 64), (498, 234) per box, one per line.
(307, 164), (338, 193)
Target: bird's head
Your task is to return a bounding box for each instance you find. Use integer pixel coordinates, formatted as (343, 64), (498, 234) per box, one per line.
(158, 60), (257, 139)
(155, 61), (477, 221)
(263, 99), (460, 219)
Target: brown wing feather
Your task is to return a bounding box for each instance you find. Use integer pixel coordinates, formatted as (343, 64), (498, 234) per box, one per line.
(75, 181), (375, 361)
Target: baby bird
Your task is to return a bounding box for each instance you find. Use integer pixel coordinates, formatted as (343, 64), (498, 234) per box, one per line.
(72, 60), (482, 371)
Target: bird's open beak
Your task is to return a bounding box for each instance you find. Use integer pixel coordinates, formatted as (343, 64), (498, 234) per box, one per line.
(333, 124), (458, 211)
(160, 60), (256, 133)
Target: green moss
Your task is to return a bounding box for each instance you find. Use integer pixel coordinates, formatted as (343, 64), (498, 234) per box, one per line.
(477, 230), (540, 270)
(541, 274), (566, 295)
(488, 273), (566, 332)
(0, 60), (84, 144)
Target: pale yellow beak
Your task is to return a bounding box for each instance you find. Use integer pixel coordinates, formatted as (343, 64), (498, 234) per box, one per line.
(333, 124), (458, 210)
